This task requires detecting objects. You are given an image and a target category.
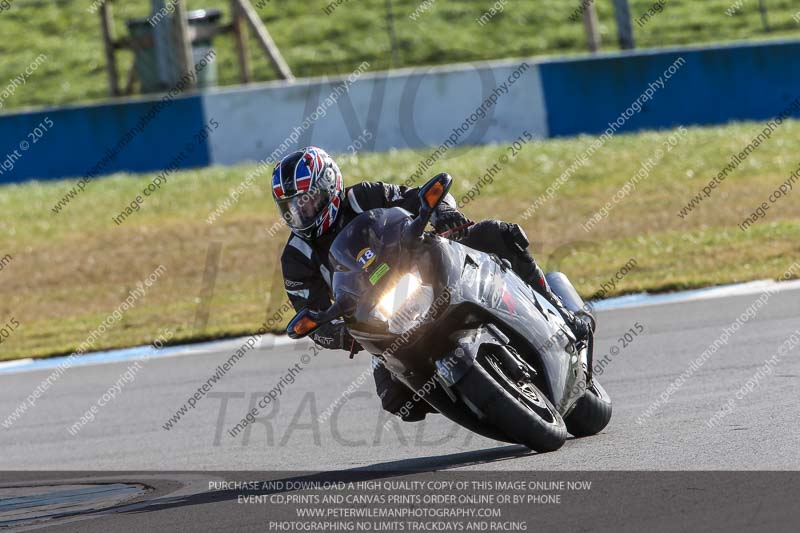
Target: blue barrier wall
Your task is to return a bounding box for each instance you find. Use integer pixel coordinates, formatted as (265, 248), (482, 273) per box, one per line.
(0, 95), (209, 184)
(539, 40), (800, 137)
(201, 60), (547, 166)
(2, 38), (800, 184)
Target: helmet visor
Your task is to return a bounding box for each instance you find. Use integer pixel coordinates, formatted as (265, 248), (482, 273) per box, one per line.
(276, 185), (332, 231)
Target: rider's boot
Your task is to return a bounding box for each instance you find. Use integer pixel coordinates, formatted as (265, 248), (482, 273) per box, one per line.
(524, 264), (592, 343)
(374, 357), (437, 422)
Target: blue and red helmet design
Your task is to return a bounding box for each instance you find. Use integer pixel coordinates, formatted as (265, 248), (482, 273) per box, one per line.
(271, 146), (344, 239)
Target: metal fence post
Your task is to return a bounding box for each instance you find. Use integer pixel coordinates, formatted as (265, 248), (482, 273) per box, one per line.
(611, 0), (636, 50)
(583, 1), (601, 53)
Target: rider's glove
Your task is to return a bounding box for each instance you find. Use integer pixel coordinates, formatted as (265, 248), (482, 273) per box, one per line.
(310, 322), (362, 353)
(431, 205), (473, 241)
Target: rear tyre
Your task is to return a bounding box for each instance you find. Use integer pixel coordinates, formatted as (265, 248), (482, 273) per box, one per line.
(565, 378), (612, 437)
(455, 352), (567, 453)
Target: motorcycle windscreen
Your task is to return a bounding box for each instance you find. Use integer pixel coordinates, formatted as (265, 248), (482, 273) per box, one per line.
(326, 207), (417, 326)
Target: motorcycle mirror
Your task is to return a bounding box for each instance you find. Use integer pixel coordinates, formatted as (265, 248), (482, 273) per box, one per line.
(405, 173), (453, 241)
(286, 302), (344, 339)
(287, 308), (319, 339)
(420, 172), (452, 210)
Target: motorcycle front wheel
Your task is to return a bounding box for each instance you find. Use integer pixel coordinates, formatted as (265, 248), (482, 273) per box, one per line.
(455, 351), (567, 453)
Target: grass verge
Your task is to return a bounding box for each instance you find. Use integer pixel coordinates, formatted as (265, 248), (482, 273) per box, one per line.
(1, 119), (799, 360)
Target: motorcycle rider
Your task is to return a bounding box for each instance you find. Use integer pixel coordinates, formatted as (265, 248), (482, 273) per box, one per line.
(274, 146), (590, 422)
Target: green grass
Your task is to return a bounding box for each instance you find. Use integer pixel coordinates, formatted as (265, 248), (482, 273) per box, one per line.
(1, 119), (800, 360)
(0, 0), (799, 111)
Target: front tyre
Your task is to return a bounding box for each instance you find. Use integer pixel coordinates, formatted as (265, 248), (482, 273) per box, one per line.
(565, 378), (612, 437)
(455, 352), (567, 453)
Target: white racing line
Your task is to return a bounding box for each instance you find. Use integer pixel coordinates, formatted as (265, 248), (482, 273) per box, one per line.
(2, 279), (799, 376)
(589, 278), (800, 311)
(0, 334), (307, 375)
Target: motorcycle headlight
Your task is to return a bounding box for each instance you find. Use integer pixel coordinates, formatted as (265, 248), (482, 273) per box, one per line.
(372, 269), (434, 335)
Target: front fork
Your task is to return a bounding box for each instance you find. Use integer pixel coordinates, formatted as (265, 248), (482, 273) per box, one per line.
(582, 333), (595, 388)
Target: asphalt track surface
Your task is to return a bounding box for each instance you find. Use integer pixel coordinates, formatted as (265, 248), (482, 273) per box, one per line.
(1, 284), (799, 531)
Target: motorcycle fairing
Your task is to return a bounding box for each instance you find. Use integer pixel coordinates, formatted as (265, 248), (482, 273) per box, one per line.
(432, 237), (584, 414)
(327, 207), (585, 415)
(435, 323), (509, 387)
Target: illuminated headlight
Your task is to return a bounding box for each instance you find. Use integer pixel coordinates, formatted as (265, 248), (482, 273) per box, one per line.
(373, 269), (434, 334)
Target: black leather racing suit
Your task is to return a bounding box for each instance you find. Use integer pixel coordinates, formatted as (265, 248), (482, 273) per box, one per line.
(281, 181), (566, 421)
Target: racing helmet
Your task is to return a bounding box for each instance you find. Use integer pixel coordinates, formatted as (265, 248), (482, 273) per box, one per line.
(271, 146), (344, 239)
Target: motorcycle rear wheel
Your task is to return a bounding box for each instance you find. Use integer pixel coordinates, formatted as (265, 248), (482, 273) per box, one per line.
(456, 351), (567, 453)
(565, 378), (612, 437)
